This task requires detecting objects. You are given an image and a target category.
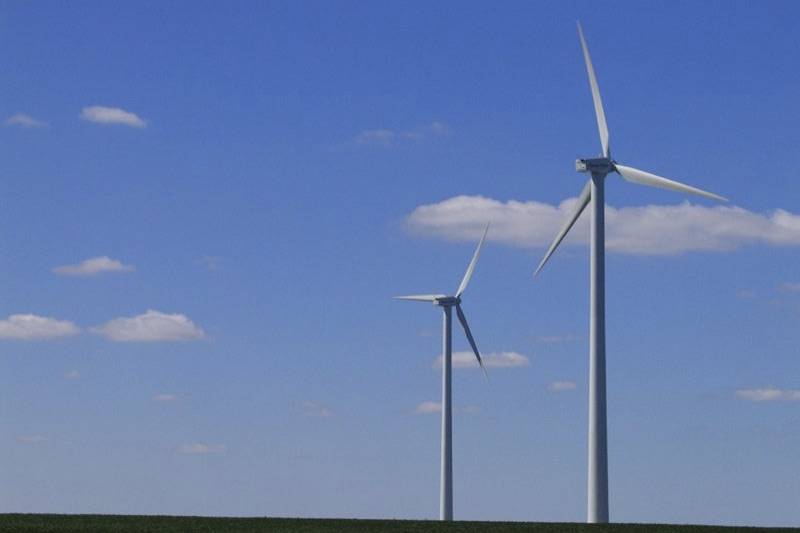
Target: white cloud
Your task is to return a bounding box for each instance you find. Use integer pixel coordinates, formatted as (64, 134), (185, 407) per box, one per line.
(354, 121), (449, 146)
(736, 387), (800, 402)
(548, 380), (577, 392)
(198, 255), (223, 271)
(399, 121), (451, 140)
(414, 401), (480, 415)
(16, 435), (47, 444)
(91, 310), (205, 342)
(303, 401), (333, 417)
(177, 443), (225, 455)
(535, 334), (579, 343)
(355, 128), (395, 145)
(52, 256), (134, 276)
(0, 314), (80, 340)
(5, 113), (48, 128)
(406, 195), (800, 255)
(433, 351), (530, 369)
(736, 289), (757, 300)
(80, 106), (146, 128)
(64, 370), (81, 380)
(780, 282), (800, 293)
(415, 401), (441, 414)
(153, 394), (177, 402)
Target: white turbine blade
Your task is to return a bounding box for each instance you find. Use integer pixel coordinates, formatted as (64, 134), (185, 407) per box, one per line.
(534, 180), (591, 277)
(455, 304), (486, 378)
(393, 294), (443, 302)
(455, 222), (490, 297)
(615, 164), (727, 202)
(578, 21), (610, 158)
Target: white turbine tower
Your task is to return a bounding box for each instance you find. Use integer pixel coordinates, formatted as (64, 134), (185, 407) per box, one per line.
(535, 23), (727, 524)
(395, 223), (489, 521)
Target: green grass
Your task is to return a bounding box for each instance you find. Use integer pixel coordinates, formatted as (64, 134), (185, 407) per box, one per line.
(0, 515), (796, 533)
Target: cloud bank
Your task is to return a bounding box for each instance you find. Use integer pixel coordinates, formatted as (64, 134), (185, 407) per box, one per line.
(0, 314), (80, 340)
(406, 195), (800, 255)
(53, 256), (134, 276)
(91, 310), (205, 342)
(433, 351), (530, 369)
(80, 106), (146, 128)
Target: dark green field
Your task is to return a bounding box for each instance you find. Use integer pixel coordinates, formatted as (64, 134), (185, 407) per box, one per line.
(0, 515), (796, 533)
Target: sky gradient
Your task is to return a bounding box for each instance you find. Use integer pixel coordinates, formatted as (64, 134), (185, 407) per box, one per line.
(1, 1), (799, 527)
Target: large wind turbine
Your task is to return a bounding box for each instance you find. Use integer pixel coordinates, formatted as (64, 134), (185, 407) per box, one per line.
(535, 24), (726, 524)
(395, 223), (489, 521)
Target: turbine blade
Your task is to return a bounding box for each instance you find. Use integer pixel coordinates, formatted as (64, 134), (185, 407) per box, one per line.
(577, 22), (610, 158)
(615, 164), (727, 202)
(455, 304), (486, 378)
(393, 294), (443, 302)
(456, 223), (490, 297)
(534, 180), (591, 277)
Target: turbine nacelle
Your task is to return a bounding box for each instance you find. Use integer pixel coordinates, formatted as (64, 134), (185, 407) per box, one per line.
(576, 157), (614, 175)
(434, 296), (461, 307)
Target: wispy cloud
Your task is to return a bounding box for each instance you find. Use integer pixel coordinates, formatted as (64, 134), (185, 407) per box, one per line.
(780, 282), (800, 293)
(433, 351), (530, 369)
(0, 314), (80, 340)
(303, 401), (334, 418)
(80, 106), (146, 128)
(177, 443), (226, 455)
(354, 121), (450, 146)
(415, 401), (441, 414)
(197, 256), (223, 271)
(417, 328), (438, 338)
(153, 394), (177, 402)
(736, 289), (757, 300)
(91, 310), (205, 342)
(52, 256), (134, 276)
(355, 128), (395, 146)
(406, 196), (800, 255)
(16, 435), (47, 444)
(534, 334), (580, 344)
(5, 113), (48, 129)
(548, 380), (577, 392)
(736, 387), (800, 402)
(414, 401), (480, 415)
(64, 370), (81, 380)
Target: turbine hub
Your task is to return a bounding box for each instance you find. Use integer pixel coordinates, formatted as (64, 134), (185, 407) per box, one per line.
(576, 157), (614, 175)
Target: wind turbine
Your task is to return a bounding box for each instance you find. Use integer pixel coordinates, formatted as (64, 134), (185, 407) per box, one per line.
(534, 23), (727, 524)
(395, 223), (489, 521)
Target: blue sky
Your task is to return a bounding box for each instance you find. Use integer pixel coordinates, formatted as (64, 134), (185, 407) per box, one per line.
(1, 0), (800, 526)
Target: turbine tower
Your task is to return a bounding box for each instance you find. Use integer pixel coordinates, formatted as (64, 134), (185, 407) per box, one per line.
(534, 23), (727, 524)
(396, 223), (489, 521)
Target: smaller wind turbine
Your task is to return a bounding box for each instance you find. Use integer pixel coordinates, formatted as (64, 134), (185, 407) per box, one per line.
(395, 223), (489, 521)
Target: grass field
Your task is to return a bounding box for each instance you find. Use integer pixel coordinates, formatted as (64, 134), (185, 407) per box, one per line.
(0, 515), (797, 533)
